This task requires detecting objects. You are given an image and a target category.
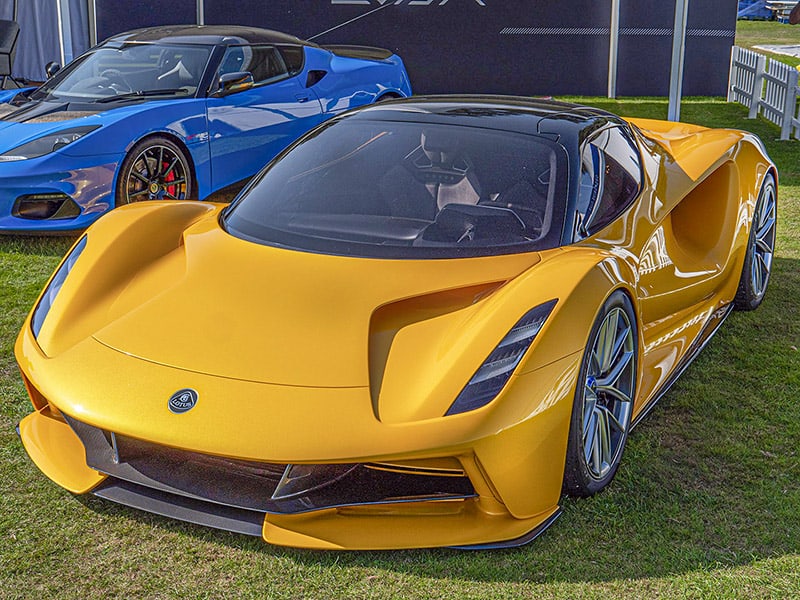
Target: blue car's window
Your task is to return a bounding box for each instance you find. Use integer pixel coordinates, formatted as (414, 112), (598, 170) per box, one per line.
(277, 45), (305, 76)
(30, 43), (212, 102)
(217, 45), (289, 85)
(224, 119), (569, 259)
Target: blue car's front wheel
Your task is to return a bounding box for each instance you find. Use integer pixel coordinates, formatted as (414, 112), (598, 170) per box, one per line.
(116, 136), (194, 206)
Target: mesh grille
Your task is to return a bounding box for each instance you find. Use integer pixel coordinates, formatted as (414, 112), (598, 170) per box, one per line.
(64, 414), (475, 515)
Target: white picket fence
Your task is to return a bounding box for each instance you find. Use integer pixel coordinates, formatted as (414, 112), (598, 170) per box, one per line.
(728, 46), (800, 141)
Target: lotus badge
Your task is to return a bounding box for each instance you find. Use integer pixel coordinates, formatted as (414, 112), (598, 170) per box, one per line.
(168, 388), (198, 414)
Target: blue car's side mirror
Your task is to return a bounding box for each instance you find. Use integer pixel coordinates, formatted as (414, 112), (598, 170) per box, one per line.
(45, 61), (61, 79)
(214, 71), (255, 96)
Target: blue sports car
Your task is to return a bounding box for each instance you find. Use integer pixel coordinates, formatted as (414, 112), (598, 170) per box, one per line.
(0, 25), (411, 233)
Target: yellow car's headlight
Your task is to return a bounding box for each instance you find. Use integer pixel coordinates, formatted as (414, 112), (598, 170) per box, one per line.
(31, 235), (87, 338)
(446, 299), (557, 416)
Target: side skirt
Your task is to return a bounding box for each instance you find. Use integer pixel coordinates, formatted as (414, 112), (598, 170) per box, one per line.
(631, 303), (733, 430)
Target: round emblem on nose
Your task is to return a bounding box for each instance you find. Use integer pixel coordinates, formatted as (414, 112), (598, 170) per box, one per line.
(168, 388), (198, 414)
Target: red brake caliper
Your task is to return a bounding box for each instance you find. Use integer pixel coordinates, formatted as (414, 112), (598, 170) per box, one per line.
(163, 161), (176, 197)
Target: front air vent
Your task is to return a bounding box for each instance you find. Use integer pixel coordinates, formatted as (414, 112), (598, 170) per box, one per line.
(12, 193), (80, 220)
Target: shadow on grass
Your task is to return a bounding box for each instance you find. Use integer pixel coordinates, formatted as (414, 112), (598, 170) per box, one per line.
(70, 257), (800, 584)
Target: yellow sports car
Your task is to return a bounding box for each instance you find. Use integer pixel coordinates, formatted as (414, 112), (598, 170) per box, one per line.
(15, 97), (776, 549)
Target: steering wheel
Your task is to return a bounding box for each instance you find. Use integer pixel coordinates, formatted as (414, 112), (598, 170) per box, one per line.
(100, 69), (133, 92)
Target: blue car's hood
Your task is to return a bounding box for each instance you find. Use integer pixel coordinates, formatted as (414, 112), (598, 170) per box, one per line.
(0, 91), (197, 155)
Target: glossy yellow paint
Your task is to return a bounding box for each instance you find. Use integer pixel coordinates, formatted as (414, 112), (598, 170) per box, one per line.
(18, 407), (106, 494)
(15, 116), (775, 549)
(601, 118), (775, 418)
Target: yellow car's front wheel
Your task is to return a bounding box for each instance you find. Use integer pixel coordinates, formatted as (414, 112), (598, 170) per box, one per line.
(562, 290), (637, 497)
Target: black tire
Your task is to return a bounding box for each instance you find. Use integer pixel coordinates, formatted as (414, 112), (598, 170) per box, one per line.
(115, 136), (194, 207)
(734, 173), (776, 311)
(563, 290), (638, 497)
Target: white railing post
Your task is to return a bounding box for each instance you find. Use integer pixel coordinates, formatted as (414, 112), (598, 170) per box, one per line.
(727, 46), (737, 103)
(794, 79), (800, 141)
(780, 68), (799, 140)
(749, 53), (767, 119)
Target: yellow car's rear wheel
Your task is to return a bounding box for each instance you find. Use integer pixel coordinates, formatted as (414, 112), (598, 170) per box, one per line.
(734, 173), (776, 311)
(563, 290), (637, 497)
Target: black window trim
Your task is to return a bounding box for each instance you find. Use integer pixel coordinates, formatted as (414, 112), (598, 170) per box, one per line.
(275, 44), (306, 78)
(214, 43), (294, 92)
(576, 123), (643, 239)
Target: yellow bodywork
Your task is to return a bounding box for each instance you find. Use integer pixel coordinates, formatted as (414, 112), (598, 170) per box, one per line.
(15, 116), (775, 549)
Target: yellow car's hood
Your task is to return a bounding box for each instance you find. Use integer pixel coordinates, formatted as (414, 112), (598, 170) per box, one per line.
(85, 209), (541, 387)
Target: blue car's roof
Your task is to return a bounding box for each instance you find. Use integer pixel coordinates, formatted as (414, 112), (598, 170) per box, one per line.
(104, 25), (312, 48)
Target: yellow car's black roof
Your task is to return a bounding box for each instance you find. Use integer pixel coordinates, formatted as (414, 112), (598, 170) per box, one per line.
(344, 95), (624, 138)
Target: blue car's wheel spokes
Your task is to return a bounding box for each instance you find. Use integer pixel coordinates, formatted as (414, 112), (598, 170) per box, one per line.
(581, 306), (635, 481)
(123, 143), (190, 203)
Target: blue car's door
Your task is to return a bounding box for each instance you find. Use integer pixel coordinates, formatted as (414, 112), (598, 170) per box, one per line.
(206, 45), (324, 191)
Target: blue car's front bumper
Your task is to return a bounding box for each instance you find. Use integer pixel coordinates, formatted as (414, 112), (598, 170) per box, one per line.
(0, 151), (123, 233)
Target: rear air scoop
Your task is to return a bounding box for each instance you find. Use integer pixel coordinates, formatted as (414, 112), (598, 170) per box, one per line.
(93, 224), (539, 388)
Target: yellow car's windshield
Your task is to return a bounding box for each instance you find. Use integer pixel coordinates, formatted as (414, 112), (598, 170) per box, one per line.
(224, 119), (568, 258)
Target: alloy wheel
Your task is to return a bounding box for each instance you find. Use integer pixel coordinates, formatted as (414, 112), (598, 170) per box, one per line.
(123, 144), (189, 202)
(581, 306), (636, 480)
(750, 182), (776, 298)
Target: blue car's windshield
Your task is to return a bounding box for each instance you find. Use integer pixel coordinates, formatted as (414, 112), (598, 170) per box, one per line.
(224, 119), (569, 259)
(30, 43), (212, 102)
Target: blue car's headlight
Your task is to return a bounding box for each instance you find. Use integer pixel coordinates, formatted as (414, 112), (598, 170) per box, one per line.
(31, 235), (87, 338)
(446, 299), (557, 416)
(0, 125), (99, 162)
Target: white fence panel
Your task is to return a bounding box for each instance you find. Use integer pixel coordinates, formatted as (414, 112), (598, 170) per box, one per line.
(728, 45), (800, 141)
(728, 46), (764, 112)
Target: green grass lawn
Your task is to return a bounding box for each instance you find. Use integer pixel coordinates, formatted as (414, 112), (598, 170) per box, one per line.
(0, 97), (798, 599)
(736, 20), (800, 67)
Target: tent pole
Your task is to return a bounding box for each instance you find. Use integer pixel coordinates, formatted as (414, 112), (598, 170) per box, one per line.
(55, 0), (66, 66)
(668, 0), (689, 121)
(608, 0), (620, 98)
(88, 0), (97, 47)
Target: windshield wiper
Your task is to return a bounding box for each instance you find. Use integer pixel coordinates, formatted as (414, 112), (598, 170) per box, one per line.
(95, 89), (190, 103)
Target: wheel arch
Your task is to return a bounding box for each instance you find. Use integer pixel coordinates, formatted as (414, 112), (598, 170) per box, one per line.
(114, 131), (199, 207)
(550, 277), (642, 416)
(469, 255), (640, 518)
(516, 250), (639, 376)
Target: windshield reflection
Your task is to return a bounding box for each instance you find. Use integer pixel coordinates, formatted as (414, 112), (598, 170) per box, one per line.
(31, 43), (212, 103)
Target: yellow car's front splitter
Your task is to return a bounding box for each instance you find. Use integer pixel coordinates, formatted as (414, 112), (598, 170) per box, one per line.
(17, 401), (564, 550)
(262, 503), (563, 550)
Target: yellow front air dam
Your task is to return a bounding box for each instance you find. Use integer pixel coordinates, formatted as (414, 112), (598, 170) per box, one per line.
(262, 501), (561, 550)
(17, 408), (106, 494)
